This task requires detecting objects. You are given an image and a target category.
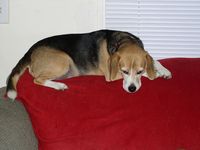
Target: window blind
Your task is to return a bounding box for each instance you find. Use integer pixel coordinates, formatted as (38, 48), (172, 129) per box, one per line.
(105, 0), (200, 59)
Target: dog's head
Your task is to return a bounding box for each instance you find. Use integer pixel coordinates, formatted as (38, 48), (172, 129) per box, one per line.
(109, 42), (156, 93)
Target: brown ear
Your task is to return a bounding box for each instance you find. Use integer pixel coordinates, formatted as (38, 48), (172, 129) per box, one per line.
(109, 53), (120, 81)
(146, 53), (157, 80)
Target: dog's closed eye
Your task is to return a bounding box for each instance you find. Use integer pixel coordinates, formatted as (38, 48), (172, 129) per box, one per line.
(137, 70), (144, 75)
(121, 70), (129, 75)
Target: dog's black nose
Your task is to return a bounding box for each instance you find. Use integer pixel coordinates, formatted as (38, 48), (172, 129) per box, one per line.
(128, 85), (136, 92)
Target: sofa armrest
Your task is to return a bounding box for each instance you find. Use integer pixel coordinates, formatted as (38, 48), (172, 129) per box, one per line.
(0, 87), (38, 150)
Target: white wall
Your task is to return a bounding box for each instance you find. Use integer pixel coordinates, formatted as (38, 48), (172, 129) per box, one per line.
(0, 0), (105, 87)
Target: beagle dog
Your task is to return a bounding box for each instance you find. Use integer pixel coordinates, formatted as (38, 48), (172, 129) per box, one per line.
(6, 29), (172, 99)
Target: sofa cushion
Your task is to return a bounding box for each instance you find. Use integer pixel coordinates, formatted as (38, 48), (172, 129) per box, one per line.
(17, 58), (200, 150)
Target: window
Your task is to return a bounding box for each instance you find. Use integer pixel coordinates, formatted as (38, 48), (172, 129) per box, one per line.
(105, 0), (200, 59)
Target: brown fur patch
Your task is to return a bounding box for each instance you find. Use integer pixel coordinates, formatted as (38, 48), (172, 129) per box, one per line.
(98, 40), (111, 81)
(145, 53), (157, 80)
(29, 47), (78, 85)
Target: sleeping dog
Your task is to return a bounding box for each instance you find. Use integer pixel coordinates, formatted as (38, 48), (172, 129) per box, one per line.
(6, 29), (172, 99)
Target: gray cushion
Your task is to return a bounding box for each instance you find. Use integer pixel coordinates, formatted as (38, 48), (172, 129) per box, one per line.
(0, 87), (38, 150)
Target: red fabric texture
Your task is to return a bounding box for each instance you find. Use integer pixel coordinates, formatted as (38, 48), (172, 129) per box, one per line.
(17, 58), (200, 150)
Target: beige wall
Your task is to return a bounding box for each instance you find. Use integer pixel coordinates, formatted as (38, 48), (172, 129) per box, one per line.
(0, 0), (105, 87)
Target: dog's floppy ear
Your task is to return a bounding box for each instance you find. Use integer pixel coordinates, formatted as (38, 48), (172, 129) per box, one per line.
(107, 35), (119, 55)
(109, 53), (121, 81)
(145, 53), (157, 80)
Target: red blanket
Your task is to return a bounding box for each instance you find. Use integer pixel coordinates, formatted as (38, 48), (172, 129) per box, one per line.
(17, 58), (200, 150)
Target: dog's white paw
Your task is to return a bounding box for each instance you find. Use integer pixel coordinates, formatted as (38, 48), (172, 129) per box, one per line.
(157, 68), (172, 79)
(54, 82), (68, 90)
(44, 80), (68, 90)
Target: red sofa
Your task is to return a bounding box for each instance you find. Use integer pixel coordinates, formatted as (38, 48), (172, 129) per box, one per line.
(17, 58), (200, 150)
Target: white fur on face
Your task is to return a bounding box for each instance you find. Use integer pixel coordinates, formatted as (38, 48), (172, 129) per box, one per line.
(121, 68), (143, 93)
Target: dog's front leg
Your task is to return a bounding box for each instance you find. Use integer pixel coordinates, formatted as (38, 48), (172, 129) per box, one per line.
(153, 60), (172, 79)
(143, 60), (172, 80)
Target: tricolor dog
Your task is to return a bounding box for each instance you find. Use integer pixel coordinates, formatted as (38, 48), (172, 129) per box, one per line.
(6, 30), (172, 99)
